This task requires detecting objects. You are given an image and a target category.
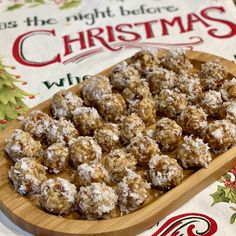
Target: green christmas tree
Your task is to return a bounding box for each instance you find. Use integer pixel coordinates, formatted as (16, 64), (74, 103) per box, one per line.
(0, 60), (33, 131)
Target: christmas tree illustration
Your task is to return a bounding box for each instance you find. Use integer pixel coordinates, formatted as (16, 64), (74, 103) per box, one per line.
(0, 59), (34, 131)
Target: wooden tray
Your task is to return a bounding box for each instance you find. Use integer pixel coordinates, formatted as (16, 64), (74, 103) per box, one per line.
(1, 50), (236, 236)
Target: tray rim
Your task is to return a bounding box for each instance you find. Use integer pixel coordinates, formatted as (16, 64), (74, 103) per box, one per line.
(0, 49), (236, 236)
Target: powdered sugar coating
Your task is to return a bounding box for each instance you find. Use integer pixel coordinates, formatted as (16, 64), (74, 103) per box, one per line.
(146, 68), (177, 95)
(200, 60), (227, 90)
(116, 169), (150, 214)
(69, 136), (102, 168)
(76, 182), (118, 220)
(94, 123), (121, 152)
(8, 157), (47, 195)
(110, 61), (140, 91)
(22, 110), (51, 139)
(219, 102), (236, 124)
(206, 119), (236, 153)
(51, 90), (83, 119)
(40, 177), (77, 215)
(177, 105), (208, 137)
(130, 48), (159, 73)
(43, 143), (69, 174)
(72, 106), (102, 136)
(177, 72), (202, 103)
(80, 75), (112, 106)
(120, 113), (145, 143)
(220, 78), (236, 101)
(177, 136), (212, 168)
(104, 148), (137, 182)
(122, 79), (151, 103)
(148, 154), (183, 190)
(74, 162), (109, 188)
(200, 90), (223, 116)
(161, 48), (193, 73)
(5, 129), (42, 162)
(46, 118), (78, 145)
(97, 93), (126, 122)
(127, 135), (160, 166)
(155, 118), (182, 151)
(128, 97), (156, 125)
(156, 89), (188, 119)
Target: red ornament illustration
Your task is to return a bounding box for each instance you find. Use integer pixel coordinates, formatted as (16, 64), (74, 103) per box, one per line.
(151, 213), (218, 236)
(15, 105), (21, 110)
(0, 119), (8, 124)
(22, 81), (27, 85)
(15, 75), (21, 79)
(29, 95), (35, 99)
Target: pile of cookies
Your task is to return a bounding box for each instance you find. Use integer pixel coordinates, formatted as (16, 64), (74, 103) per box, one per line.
(5, 48), (236, 220)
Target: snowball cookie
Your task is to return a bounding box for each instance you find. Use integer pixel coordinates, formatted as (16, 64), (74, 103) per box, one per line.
(94, 123), (121, 152)
(206, 120), (236, 153)
(43, 143), (69, 174)
(122, 79), (151, 103)
(200, 90), (223, 116)
(97, 93), (126, 122)
(72, 106), (102, 136)
(46, 117), (78, 145)
(219, 102), (236, 124)
(177, 72), (202, 103)
(199, 60), (228, 90)
(160, 48), (193, 73)
(8, 157), (47, 195)
(69, 136), (102, 168)
(128, 97), (156, 125)
(146, 68), (176, 95)
(80, 75), (112, 106)
(74, 162), (109, 188)
(40, 177), (77, 215)
(104, 148), (137, 182)
(22, 110), (51, 139)
(76, 182), (118, 220)
(130, 48), (159, 72)
(220, 78), (236, 101)
(148, 154), (183, 190)
(177, 136), (212, 168)
(116, 169), (150, 214)
(127, 135), (160, 166)
(5, 129), (42, 162)
(155, 118), (182, 152)
(110, 61), (140, 91)
(177, 105), (208, 137)
(120, 113), (145, 144)
(51, 90), (83, 119)
(156, 89), (188, 119)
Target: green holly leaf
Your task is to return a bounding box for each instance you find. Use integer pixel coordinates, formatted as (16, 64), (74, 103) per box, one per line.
(7, 4), (23, 11)
(230, 213), (236, 224)
(210, 185), (230, 206)
(227, 188), (236, 204)
(60, 0), (81, 9)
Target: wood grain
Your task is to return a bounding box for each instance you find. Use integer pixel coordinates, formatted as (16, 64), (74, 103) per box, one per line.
(0, 49), (236, 236)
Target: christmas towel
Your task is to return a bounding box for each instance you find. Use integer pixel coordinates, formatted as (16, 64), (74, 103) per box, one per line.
(0, 0), (236, 235)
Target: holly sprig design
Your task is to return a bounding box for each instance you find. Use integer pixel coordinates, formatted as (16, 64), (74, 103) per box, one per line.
(210, 167), (236, 224)
(4, 0), (81, 11)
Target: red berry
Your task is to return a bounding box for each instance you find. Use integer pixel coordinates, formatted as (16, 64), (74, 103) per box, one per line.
(15, 75), (21, 79)
(29, 95), (35, 99)
(0, 119), (7, 124)
(15, 105), (21, 110)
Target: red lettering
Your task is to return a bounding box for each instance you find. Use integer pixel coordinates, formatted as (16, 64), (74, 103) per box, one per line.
(63, 32), (86, 56)
(87, 27), (121, 51)
(116, 24), (141, 42)
(106, 25), (116, 43)
(186, 13), (210, 32)
(160, 17), (185, 36)
(134, 20), (158, 39)
(12, 29), (61, 67)
(201, 6), (236, 38)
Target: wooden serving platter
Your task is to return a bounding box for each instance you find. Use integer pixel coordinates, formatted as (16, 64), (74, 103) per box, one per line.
(0, 49), (236, 236)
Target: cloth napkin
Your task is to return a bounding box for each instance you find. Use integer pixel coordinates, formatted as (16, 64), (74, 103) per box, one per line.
(0, 0), (236, 235)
